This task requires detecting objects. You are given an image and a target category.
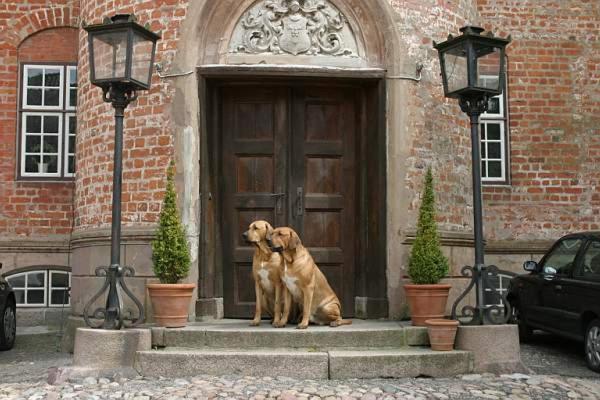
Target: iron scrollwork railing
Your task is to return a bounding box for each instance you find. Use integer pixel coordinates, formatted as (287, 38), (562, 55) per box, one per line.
(451, 264), (516, 325)
(83, 265), (144, 329)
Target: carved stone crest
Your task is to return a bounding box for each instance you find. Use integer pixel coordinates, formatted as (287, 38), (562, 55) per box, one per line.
(231, 0), (358, 57)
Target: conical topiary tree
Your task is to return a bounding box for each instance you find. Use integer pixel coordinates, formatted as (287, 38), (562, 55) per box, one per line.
(151, 161), (191, 284)
(407, 167), (449, 284)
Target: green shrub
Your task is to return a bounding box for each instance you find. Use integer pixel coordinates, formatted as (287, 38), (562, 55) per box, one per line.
(151, 161), (191, 284)
(407, 168), (449, 284)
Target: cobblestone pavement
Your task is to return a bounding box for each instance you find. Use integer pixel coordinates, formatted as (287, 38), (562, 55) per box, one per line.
(1, 331), (599, 399)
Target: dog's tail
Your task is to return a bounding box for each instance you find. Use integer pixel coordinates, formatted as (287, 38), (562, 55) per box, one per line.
(330, 319), (352, 327)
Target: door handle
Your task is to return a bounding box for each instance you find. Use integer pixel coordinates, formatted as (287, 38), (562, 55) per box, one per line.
(296, 187), (304, 216)
(270, 192), (285, 215)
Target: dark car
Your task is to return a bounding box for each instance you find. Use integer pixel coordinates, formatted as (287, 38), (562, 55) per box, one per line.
(507, 232), (600, 372)
(0, 263), (16, 350)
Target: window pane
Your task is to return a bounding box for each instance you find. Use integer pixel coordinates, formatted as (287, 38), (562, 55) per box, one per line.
(27, 290), (45, 304)
(25, 155), (41, 173)
(44, 69), (61, 87)
(481, 142), (486, 158)
(14, 290), (25, 304)
(481, 161), (487, 177)
(480, 123), (486, 140)
(44, 115), (59, 133)
(26, 115), (41, 133)
(69, 89), (77, 107)
(44, 155), (58, 173)
(68, 116), (76, 134)
(582, 241), (600, 277)
(27, 68), (44, 86)
(488, 161), (502, 178)
(542, 239), (583, 276)
(68, 136), (75, 154)
(27, 88), (42, 106)
(28, 272), (45, 287)
(487, 97), (501, 114)
(25, 135), (41, 153)
(69, 68), (77, 87)
(51, 290), (70, 305)
(43, 136), (59, 154)
(7, 275), (25, 288)
(51, 272), (69, 287)
(488, 142), (501, 159)
(487, 124), (501, 140)
(131, 32), (154, 85)
(68, 156), (75, 174)
(44, 89), (60, 106)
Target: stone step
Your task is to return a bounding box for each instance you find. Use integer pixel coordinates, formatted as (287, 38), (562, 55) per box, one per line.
(151, 319), (429, 349)
(136, 347), (473, 380)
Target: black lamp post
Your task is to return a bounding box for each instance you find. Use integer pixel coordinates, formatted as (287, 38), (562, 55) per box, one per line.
(82, 15), (160, 330)
(434, 26), (511, 325)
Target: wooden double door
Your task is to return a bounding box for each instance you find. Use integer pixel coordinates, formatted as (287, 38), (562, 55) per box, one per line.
(218, 83), (360, 318)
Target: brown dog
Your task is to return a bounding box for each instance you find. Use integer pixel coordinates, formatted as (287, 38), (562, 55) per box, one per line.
(267, 227), (352, 329)
(243, 220), (288, 327)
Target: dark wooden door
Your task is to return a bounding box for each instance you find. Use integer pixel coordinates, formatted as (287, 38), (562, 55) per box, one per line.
(220, 83), (358, 318)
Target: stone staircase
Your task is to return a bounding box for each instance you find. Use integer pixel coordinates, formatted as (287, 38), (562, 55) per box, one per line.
(136, 320), (473, 380)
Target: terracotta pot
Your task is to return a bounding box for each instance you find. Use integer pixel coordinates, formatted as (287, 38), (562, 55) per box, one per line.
(425, 318), (459, 351)
(147, 283), (196, 328)
(404, 284), (451, 326)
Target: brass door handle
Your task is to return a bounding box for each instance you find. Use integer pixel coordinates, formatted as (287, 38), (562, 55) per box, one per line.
(296, 187), (304, 216)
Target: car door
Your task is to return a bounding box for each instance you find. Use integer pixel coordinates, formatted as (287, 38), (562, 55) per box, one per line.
(528, 236), (584, 330)
(565, 239), (600, 339)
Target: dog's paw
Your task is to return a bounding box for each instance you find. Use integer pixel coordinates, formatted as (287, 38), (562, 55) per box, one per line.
(249, 320), (260, 326)
(296, 323), (308, 330)
(273, 321), (286, 328)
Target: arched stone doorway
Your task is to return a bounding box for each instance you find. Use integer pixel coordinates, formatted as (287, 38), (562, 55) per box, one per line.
(166, 0), (412, 319)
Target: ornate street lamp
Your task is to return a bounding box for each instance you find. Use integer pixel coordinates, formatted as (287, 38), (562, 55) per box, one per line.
(434, 26), (511, 325)
(82, 15), (160, 329)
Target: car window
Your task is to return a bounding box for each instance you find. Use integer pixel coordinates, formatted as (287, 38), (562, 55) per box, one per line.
(540, 238), (583, 276)
(579, 240), (600, 280)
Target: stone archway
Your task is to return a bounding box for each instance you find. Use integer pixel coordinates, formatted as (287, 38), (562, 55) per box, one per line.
(165, 0), (413, 319)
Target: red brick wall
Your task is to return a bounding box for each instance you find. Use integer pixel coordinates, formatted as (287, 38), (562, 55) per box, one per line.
(478, 0), (600, 240)
(0, 3), (79, 237)
(75, 0), (189, 230)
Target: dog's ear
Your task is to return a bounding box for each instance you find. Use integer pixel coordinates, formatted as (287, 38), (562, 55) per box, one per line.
(264, 221), (274, 234)
(288, 231), (301, 250)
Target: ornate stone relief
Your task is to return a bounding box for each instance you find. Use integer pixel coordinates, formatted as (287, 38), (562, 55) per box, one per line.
(230, 0), (359, 57)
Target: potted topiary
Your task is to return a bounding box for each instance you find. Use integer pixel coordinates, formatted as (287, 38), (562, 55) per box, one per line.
(404, 167), (451, 326)
(147, 161), (195, 328)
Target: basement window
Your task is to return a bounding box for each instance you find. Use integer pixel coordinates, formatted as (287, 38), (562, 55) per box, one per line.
(5, 269), (71, 307)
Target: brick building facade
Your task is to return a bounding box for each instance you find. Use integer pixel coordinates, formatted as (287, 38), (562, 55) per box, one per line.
(0, 0), (597, 330)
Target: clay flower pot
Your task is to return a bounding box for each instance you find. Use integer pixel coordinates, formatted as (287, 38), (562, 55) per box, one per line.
(425, 318), (459, 351)
(404, 284), (451, 326)
(147, 283), (196, 328)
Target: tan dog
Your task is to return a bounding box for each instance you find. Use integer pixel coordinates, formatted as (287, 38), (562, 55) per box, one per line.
(267, 227), (352, 329)
(243, 220), (287, 327)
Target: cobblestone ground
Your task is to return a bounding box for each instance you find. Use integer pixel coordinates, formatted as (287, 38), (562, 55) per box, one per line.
(1, 331), (599, 400)
(1, 373), (600, 400)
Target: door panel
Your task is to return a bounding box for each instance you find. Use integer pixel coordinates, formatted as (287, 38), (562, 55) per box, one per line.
(220, 83), (358, 318)
(221, 86), (288, 318)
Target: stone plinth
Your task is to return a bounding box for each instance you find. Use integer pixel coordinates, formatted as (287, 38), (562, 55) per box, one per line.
(73, 328), (151, 369)
(455, 325), (527, 374)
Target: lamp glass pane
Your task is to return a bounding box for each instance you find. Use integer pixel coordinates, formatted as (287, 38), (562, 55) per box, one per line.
(131, 32), (154, 85)
(442, 44), (468, 93)
(92, 31), (128, 80)
(476, 46), (501, 90)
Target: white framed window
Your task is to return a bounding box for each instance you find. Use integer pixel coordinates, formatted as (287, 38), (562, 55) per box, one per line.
(480, 74), (509, 184)
(19, 63), (77, 179)
(5, 270), (71, 308)
(22, 65), (64, 110)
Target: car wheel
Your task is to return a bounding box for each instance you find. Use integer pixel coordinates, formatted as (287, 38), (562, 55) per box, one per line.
(513, 305), (534, 342)
(585, 319), (600, 373)
(0, 299), (16, 350)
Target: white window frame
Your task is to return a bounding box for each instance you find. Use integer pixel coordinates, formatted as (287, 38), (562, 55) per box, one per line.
(22, 65), (64, 110)
(20, 112), (63, 178)
(6, 271), (48, 307)
(49, 270), (71, 307)
(64, 113), (76, 178)
(480, 74), (509, 184)
(66, 66), (77, 110)
(19, 63), (77, 180)
(6, 269), (71, 308)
